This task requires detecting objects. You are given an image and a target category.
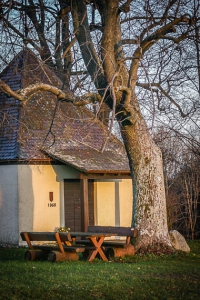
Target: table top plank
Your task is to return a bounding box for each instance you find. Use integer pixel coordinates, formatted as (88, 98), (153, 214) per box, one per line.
(69, 232), (117, 238)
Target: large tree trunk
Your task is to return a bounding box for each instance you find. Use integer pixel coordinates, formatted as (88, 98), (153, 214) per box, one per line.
(72, 0), (173, 253)
(119, 96), (173, 253)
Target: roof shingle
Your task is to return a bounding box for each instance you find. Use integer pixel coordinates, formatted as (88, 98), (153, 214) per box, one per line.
(0, 49), (130, 173)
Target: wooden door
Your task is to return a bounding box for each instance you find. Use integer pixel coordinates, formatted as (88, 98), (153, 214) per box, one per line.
(64, 180), (94, 231)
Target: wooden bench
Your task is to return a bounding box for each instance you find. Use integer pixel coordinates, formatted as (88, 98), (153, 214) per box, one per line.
(20, 232), (85, 262)
(76, 226), (137, 259)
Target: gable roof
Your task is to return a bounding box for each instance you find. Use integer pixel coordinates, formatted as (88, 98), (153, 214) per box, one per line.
(0, 49), (130, 174)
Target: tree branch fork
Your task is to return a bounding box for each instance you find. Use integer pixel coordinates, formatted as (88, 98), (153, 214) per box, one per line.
(0, 79), (101, 106)
(0, 75), (191, 120)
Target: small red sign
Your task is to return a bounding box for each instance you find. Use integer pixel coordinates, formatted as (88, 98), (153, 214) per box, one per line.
(49, 192), (53, 202)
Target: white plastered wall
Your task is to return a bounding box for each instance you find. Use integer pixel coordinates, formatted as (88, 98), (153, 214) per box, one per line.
(0, 165), (19, 245)
(95, 179), (133, 227)
(18, 164), (61, 244)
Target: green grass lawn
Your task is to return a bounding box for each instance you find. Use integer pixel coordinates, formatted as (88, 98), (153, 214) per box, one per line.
(0, 240), (199, 300)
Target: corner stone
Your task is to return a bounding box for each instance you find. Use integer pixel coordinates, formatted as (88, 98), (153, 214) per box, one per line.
(169, 230), (190, 253)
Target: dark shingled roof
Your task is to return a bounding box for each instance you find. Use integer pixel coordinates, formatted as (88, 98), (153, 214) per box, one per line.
(0, 49), (130, 173)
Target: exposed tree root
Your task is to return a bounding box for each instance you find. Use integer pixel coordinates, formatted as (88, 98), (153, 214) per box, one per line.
(136, 243), (175, 255)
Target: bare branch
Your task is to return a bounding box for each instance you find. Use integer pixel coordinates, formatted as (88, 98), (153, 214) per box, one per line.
(122, 39), (139, 45)
(119, 0), (132, 13)
(0, 15), (42, 53)
(72, 0), (106, 90)
(61, 37), (76, 59)
(137, 82), (190, 117)
(0, 79), (23, 101)
(140, 15), (190, 53)
(128, 15), (191, 88)
(0, 79), (102, 107)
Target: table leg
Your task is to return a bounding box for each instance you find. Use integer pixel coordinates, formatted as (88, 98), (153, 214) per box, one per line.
(87, 236), (108, 262)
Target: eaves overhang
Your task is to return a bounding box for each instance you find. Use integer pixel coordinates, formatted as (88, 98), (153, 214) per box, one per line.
(43, 150), (131, 176)
(0, 158), (52, 165)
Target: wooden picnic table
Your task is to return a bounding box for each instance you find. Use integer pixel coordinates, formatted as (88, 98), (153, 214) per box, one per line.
(20, 231), (116, 262)
(69, 232), (117, 262)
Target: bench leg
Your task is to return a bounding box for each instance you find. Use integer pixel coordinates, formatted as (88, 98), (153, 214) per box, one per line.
(24, 250), (48, 261)
(48, 251), (79, 262)
(106, 244), (135, 259)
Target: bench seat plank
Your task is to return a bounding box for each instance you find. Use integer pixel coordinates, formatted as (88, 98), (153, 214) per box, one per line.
(30, 245), (86, 253)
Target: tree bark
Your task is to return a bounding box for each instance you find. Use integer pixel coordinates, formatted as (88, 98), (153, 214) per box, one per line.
(118, 96), (172, 252)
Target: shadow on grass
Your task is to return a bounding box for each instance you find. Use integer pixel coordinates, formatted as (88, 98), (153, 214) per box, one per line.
(0, 247), (27, 262)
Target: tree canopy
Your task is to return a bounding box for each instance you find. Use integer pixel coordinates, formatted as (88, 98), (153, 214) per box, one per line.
(0, 1), (199, 125)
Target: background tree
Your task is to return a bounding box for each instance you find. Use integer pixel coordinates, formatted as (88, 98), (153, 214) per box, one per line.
(0, 0), (200, 252)
(155, 127), (200, 239)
